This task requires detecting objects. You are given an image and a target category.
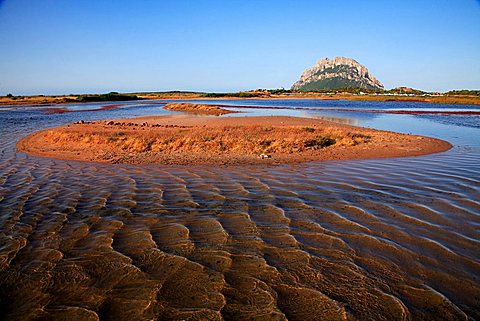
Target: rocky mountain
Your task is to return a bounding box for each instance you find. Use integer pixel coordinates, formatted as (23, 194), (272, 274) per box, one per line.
(291, 57), (384, 91)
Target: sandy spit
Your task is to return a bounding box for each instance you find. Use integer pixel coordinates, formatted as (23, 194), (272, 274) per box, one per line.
(17, 115), (452, 165)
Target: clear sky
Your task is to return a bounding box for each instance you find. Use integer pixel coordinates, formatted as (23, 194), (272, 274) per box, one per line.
(0, 0), (479, 95)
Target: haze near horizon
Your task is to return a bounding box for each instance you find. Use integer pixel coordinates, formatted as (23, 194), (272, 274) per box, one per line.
(0, 0), (479, 95)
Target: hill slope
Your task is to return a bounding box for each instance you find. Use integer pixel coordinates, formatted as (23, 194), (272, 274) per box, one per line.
(292, 57), (384, 91)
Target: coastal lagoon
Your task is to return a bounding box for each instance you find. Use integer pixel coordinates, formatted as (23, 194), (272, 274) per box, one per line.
(0, 100), (479, 320)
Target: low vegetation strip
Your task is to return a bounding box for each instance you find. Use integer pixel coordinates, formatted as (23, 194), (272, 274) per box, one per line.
(16, 116), (452, 165)
(2, 91), (480, 106)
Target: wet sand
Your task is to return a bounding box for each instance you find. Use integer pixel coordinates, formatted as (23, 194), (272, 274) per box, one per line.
(42, 104), (125, 114)
(16, 115), (451, 165)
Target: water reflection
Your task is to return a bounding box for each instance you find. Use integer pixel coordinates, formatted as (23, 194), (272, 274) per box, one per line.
(300, 112), (360, 125)
(0, 99), (478, 320)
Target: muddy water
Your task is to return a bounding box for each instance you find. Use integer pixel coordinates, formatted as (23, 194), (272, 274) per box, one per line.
(0, 100), (479, 320)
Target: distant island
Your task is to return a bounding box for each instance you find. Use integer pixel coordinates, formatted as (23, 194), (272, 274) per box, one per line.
(291, 57), (384, 91)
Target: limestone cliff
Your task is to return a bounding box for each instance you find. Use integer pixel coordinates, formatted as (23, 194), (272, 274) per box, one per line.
(292, 57), (384, 91)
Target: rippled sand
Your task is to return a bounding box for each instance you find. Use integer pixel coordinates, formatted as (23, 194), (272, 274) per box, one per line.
(0, 155), (478, 320)
(0, 105), (479, 320)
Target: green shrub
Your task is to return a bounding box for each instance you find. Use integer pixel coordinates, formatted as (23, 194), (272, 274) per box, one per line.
(304, 136), (336, 149)
(446, 90), (480, 96)
(260, 140), (272, 147)
(268, 88), (290, 94)
(201, 93), (230, 98)
(76, 92), (140, 102)
(238, 92), (258, 98)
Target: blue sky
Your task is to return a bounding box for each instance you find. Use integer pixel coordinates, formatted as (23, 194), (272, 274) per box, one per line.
(0, 0), (479, 95)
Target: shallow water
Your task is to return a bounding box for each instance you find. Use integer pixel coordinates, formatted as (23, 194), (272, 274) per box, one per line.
(0, 100), (479, 320)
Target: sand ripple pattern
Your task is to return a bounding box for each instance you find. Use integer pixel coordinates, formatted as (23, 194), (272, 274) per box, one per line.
(0, 106), (479, 320)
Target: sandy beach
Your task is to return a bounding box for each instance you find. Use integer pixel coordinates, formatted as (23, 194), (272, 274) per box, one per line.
(16, 115), (452, 165)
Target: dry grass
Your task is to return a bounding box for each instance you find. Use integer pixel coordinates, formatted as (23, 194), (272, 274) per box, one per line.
(0, 95), (77, 106)
(18, 115), (452, 165)
(42, 124), (372, 157)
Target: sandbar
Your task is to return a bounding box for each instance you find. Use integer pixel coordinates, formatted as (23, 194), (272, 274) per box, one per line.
(16, 115), (452, 165)
(163, 102), (237, 115)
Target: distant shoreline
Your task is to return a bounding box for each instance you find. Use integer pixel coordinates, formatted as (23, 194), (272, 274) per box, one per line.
(1, 91), (480, 106)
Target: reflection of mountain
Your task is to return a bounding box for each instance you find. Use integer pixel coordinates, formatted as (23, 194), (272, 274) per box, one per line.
(300, 112), (359, 125)
(300, 110), (380, 126)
